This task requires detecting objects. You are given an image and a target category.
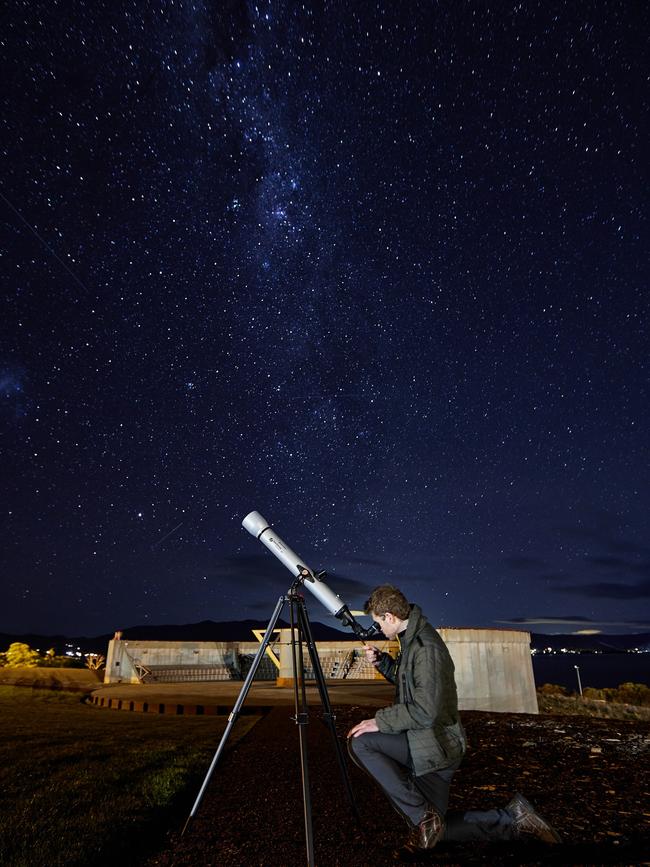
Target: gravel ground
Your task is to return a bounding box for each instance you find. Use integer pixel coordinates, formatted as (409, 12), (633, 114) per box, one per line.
(149, 704), (650, 866)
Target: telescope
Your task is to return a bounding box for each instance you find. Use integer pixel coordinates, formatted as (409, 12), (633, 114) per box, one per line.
(184, 510), (368, 849)
(242, 510), (381, 641)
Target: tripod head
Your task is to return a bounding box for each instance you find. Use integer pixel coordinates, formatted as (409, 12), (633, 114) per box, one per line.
(242, 511), (381, 642)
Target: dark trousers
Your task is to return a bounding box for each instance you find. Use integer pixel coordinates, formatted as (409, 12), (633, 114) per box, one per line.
(348, 730), (517, 842)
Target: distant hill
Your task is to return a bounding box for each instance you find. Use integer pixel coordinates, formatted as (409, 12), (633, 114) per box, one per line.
(1, 623), (649, 657)
(0, 630), (110, 656)
(0, 618), (357, 655)
(117, 618), (356, 643)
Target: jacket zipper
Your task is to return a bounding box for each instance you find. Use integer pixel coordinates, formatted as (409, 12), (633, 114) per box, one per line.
(397, 635), (408, 704)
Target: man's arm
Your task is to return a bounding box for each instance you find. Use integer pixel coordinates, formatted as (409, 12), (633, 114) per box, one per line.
(375, 651), (397, 683)
(375, 644), (440, 732)
(364, 644), (397, 683)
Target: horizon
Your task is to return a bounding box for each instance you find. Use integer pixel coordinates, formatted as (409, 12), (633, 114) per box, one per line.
(2, 616), (650, 641)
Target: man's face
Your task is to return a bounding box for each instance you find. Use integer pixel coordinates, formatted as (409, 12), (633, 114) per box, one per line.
(372, 610), (401, 640)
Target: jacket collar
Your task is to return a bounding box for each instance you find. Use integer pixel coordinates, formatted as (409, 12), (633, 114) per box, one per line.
(400, 603), (425, 646)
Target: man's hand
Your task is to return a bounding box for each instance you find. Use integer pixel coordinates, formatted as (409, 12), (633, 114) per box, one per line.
(363, 644), (381, 665)
(347, 718), (379, 738)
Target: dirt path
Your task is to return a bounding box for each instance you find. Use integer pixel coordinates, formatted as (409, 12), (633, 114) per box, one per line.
(149, 705), (650, 866)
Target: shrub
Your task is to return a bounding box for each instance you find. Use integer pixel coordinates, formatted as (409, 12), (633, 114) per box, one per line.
(610, 682), (650, 707)
(538, 683), (568, 696)
(5, 642), (41, 667)
(85, 654), (106, 671)
(43, 654), (83, 668)
(583, 687), (605, 701)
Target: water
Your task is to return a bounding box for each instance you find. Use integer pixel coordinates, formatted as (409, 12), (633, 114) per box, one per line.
(532, 653), (649, 691)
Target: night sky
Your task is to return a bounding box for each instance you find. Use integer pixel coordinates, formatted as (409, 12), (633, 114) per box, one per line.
(2, 1), (648, 638)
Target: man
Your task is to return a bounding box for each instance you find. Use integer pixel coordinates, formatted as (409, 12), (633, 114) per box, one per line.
(347, 584), (561, 856)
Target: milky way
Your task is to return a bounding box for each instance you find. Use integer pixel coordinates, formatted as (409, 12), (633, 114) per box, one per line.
(1, 1), (648, 636)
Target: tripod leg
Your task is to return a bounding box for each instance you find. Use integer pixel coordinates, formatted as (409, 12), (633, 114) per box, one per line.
(181, 595), (286, 836)
(289, 594), (316, 867)
(297, 601), (361, 823)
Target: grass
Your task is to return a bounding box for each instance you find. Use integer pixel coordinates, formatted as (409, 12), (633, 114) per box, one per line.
(0, 667), (101, 690)
(0, 686), (260, 867)
(537, 690), (650, 720)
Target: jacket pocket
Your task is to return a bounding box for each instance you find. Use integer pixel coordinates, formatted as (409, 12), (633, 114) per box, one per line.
(408, 729), (448, 772)
(438, 722), (466, 759)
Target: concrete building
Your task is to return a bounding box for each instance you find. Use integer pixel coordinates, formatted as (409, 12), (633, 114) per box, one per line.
(437, 628), (538, 714)
(104, 626), (537, 713)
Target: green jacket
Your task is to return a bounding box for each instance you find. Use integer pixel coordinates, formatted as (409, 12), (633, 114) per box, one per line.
(374, 604), (466, 776)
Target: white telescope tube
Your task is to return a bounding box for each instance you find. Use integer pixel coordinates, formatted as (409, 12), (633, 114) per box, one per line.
(242, 510), (346, 617)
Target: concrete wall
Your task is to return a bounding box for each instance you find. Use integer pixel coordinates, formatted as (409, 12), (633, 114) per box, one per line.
(104, 627), (538, 713)
(104, 636), (378, 684)
(105, 639), (261, 683)
(439, 628), (538, 714)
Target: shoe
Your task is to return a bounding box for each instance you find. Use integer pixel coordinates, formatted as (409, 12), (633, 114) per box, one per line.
(506, 793), (562, 844)
(398, 807), (445, 855)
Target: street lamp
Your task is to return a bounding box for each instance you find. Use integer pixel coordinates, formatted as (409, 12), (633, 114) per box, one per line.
(574, 664), (583, 696)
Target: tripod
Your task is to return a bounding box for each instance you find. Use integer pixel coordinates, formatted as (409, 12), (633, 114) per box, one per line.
(182, 577), (360, 866)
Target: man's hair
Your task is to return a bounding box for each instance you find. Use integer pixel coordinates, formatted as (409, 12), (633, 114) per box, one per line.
(364, 584), (410, 620)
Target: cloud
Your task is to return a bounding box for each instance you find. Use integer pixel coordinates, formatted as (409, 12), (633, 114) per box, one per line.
(505, 517), (650, 594)
(558, 579), (650, 600)
(246, 598), (286, 612)
(205, 554), (379, 601)
(559, 519), (650, 560)
(319, 569), (375, 596)
(497, 616), (595, 626)
(496, 615), (650, 629)
(339, 555), (392, 568)
(503, 557), (546, 570)
(569, 528), (650, 560)
(587, 556), (628, 569)
(586, 556), (650, 578)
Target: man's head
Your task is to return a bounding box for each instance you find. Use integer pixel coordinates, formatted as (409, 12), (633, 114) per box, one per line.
(364, 584), (411, 640)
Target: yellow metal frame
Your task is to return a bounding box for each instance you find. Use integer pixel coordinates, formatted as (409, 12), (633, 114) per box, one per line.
(252, 628), (282, 670)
